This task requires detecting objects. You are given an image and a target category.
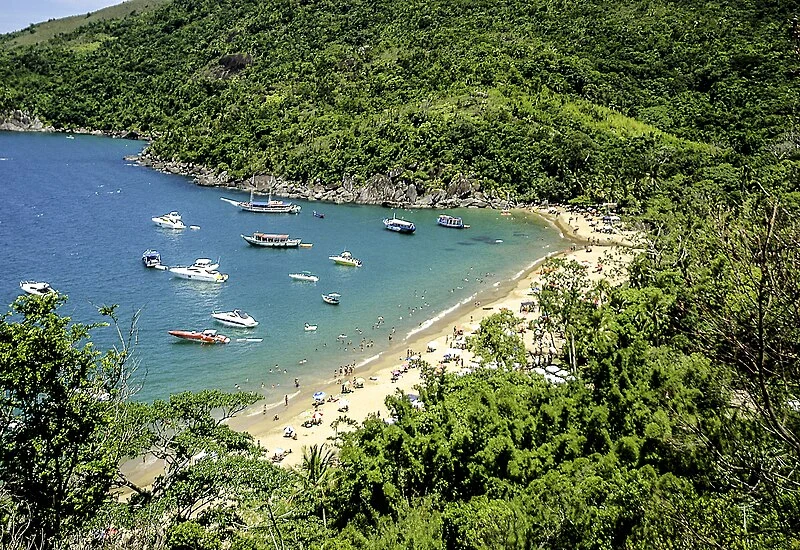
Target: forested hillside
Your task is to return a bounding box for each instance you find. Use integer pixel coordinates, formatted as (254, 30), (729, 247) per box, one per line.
(1, 0), (798, 202)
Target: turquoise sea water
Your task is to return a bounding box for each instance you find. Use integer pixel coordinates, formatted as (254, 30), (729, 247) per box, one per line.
(0, 132), (567, 402)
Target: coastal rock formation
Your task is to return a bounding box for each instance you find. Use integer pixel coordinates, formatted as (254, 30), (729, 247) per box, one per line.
(0, 110), (54, 132)
(132, 149), (512, 210)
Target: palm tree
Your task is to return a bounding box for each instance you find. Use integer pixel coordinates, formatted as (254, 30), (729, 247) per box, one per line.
(299, 443), (337, 529)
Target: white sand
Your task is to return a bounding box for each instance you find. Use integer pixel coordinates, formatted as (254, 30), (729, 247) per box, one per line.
(228, 206), (638, 468)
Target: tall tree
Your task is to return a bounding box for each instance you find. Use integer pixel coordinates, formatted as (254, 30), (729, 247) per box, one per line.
(0, 295), (129, 546)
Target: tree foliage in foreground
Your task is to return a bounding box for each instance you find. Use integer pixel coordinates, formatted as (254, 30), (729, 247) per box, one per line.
(0, 295), (128, 546)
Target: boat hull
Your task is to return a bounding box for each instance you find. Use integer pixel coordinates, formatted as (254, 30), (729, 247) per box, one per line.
(169, 268), (229, 283)
(168, 330), (231, 344)
(153, 220), (186, 229)
(289, 273), (319, 282)
(384, 223), (416, 233)
(20, 281), (54, 296)
(242, 234), (301, 247)
(211, 313), (258, 328)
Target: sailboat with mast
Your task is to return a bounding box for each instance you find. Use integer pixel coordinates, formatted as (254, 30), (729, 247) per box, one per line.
(220, 176), (301, 214)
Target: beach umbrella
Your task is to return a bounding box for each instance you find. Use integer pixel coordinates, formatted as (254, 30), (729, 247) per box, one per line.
(426, 340), (438, 351)
(391, 369), (401, 376)
(355, 377), (365, 387)
(342, 380), (351, 388)
(412, 400), (425, 410)
(444, 348), (462, 357)
(408, 354), (420, 360)
(273, 447), (284, 456)
(283, 426), (294, 436)
(313, 391), (326, 401)
(337, 399), (350, 411)
(312, 411), (324, 422)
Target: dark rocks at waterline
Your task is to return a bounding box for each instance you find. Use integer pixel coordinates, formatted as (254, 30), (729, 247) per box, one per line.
(131, 150), (516, 210)
(0, 110), (147, 140)
(0, 110), (54, 132)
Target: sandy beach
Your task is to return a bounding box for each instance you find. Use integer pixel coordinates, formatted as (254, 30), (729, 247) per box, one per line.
(233, 206), (637, 467)
(121, 205), (639, 480)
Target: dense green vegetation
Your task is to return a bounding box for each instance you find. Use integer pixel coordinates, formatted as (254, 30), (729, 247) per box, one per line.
(2, 0), (800, 547)
(1, 0), (798, 202)
(3, 205), (800, 547)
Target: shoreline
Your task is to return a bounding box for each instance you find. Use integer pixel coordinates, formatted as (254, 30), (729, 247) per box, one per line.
(120, 205), (638, 483)
(228, 207), (638, 465)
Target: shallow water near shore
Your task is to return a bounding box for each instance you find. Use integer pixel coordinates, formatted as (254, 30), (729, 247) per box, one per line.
(0, 131), (567, 402)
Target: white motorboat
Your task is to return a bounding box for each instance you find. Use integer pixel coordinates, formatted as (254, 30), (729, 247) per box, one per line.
(289, 271), (319, 282)
(304, 323), (318, 331)
(329, 250), (362, 267)
(322, 293), (341, 305)
(152, 211), (186, 229)
(20, 281), (55, 296)
(212, 309), (259, 328)
(241, 232), (302, 247)
(169, 258), (229, 283)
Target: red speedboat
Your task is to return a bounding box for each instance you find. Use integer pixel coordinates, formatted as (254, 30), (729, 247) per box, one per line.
(168, 329), (231, 344)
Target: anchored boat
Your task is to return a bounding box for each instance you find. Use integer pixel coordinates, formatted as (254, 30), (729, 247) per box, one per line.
(221, 181), (301, 214)
(141, 249), (163, 268)
(383, 213), (416, 233)
(289, 271), (320, 282)
(169, 258), (229, 283)
(20, 281), (55, 296)
(437, 214), (469, 229)
(152, 211), (186, 229)
(168, 329), (230, 344)
(211, 309), (259, 328)
(242, 232), (302, 248)
(322, 293), (341, 305)
(328, 250), (362, 267)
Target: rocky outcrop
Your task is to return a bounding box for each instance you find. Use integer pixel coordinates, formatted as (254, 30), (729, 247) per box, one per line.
(132, 149), (514, 209)
(1, 110), (147, 141)
(0, 110), (55, 132)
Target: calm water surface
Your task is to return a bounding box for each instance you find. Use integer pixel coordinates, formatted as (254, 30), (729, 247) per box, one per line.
(0, 132), (567, 402)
